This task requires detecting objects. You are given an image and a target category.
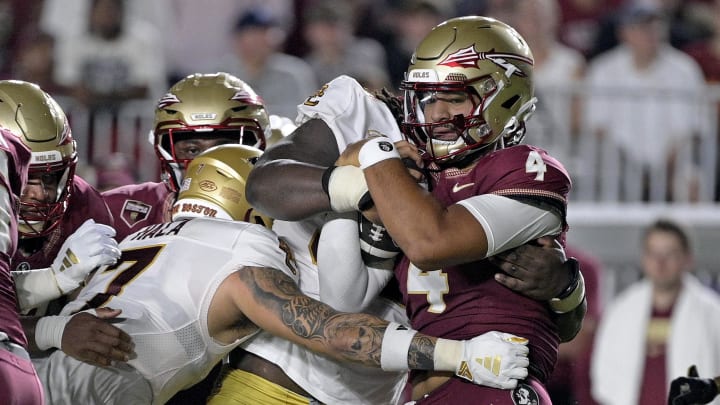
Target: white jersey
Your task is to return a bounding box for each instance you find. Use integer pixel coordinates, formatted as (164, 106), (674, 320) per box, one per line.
(36, 218), (296, 405)
(242, 76), (409, 405)
(295, 75), (404, 147)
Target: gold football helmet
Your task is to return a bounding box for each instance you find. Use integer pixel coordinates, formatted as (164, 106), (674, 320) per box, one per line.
(401, 16), (537, 164)
(174, 144), (272, 228)
(0, 80), (76, 236)
(152, 72), (271, 191)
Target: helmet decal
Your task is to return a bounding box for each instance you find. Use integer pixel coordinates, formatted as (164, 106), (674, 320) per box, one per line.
(438, 45), (532, 78)
(157, 93), (181, 109)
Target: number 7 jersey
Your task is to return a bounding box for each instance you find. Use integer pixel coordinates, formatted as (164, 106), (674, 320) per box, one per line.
(58, 218), (297, 404)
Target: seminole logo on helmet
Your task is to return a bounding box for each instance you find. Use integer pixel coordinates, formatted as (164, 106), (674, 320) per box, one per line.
(438, 45), (532, 78)
(157, 93), (181, 109)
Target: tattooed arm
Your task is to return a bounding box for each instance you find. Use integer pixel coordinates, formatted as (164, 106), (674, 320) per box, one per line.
(208, 266), (531, 389)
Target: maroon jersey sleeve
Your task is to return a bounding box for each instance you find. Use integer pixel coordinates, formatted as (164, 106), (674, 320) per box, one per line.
(102, 182), (174, 241)
(0, 129), (31, 347)
(433, 145), (571, 226)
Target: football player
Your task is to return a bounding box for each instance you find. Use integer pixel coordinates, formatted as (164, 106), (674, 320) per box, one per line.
(0, 81), (130, 368)
(102, 72), (272, 242)
(100, 71), (286, 403)
(245, 16), (586, 405)
(333, 16), (584, 403)
(35, 144), (531, 405)
(0, 127), (44, 404)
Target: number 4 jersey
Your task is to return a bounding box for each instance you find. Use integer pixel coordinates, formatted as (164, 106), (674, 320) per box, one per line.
(395, 144), (571, 383)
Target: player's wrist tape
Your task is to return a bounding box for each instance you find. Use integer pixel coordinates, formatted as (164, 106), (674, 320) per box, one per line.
(359, 138), (400, 169)
(322, 165), (370, 212)
(549, 271), (586, 314)
(380, 322), (418, 371)
(35, 315), (73, 351)
(53, 270), (83, 294)
(433, 338), (464, 372)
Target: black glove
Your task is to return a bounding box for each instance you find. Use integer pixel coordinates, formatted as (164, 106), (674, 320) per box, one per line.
(668, 365), (719, 405)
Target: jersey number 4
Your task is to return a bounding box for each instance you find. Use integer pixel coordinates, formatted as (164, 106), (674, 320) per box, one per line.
(407, 264), (449, 313)
(525, 150), (547, 181)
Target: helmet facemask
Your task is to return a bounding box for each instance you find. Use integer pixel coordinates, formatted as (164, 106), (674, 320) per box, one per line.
(0, 80), (77, 238)
(151, 72), (270, 192)
(400, 16), (538, 166)
(19, 160), (76, 237)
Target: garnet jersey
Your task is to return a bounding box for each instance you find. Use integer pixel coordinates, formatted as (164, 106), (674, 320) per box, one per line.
(239, 75), (409, 404)
(101, 181), (174, 242)
(0, 129), (31, 347)
(12, 175), (114, 272)
(395, 144), (571, 383)
(39, 218), (296, 405)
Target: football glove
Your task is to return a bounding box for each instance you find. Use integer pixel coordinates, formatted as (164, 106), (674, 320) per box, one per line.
(669, 365), (719, 405)
(51, 219), (121, 293)
(442, 331), (529, 389)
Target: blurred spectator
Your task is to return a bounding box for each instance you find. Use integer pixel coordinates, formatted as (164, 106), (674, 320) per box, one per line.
(10, 30), (68, 96)
(507, 0), (586, 161)
(583, 1), (707, 202)
(682, 0), (720, 201)
(302, 0), (389, 90)
(53, 0), (166, 112)
(95, 152), (135, 191)
(217, 7), (318, 118)
(383, 0), (445, 90)
(556, 0), (623, 59)
(0, 0), (44, 77)
(682, 0), (720, 83)
(547, 246), (603, 405)
(591, 218), (720, 405)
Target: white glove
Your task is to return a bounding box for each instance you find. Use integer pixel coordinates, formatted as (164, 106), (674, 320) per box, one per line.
(434, 331), (529, 389)
(456, 331), (530, 389)
(51, 219), (121, 293)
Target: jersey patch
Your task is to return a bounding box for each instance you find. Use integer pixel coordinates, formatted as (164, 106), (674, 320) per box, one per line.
(511, 382), (539, 405)
(120, 199), (153, 228)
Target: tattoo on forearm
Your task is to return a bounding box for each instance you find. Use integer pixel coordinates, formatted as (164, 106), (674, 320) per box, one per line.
(241, 267), (388, 366)
(408, 335), (435, 370)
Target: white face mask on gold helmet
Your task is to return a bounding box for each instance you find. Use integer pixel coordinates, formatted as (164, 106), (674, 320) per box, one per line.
(172, 144), (272, 229)
(401, 16), (537, 165)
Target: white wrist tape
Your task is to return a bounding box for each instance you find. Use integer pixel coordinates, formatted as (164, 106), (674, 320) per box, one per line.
(549, 272), (586, 314)
(12, 268), (64, 313)
(327, 165), (369, 212)
(359, 138), (401, 169)
(380, 322), (418, 371)
(35, 315), (72, 351)
(433, 338), (464, 372)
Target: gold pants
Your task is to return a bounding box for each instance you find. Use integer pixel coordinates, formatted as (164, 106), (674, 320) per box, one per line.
(207, 368), (313, 405)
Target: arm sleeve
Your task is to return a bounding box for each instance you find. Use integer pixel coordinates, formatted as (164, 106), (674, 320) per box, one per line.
(317, 214), (394, 311)
(12, 268), (63, 313)
(457, 194), (563, 257)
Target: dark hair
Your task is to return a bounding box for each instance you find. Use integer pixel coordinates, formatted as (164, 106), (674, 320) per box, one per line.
(374, 88), (404, 130)
(643, 218), (691, 252)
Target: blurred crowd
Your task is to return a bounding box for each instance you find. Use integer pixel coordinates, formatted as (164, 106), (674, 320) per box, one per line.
(1, 0), (719, 201)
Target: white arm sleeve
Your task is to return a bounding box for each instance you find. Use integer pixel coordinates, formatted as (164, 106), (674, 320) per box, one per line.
(12, 268), (63, 313)
(457, 194), (563, 257)
(317, 214), (394, 312)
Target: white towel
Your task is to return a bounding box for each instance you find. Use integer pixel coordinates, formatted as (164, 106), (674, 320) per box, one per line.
(591, 273), (720, 405)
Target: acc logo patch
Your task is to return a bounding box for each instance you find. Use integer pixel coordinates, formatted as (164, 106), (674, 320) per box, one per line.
(121, 199), (152, 228)
(199, 180), (217, 192)
(511, 382), (539, 405)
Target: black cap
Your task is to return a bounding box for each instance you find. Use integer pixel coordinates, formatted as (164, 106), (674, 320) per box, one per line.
(234, 8), (278, 32)
(618, 2), (665, 26)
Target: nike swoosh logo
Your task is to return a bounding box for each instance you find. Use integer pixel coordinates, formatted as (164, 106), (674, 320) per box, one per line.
(452, 182), (474, 193)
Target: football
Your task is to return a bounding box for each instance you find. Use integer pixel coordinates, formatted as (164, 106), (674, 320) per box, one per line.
(358, 213), (401, 265)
